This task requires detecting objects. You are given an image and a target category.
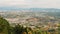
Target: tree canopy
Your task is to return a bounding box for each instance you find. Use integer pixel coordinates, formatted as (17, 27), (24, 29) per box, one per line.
(0, 17), (10, 34)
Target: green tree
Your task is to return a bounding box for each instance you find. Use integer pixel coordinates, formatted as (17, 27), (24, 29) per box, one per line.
(0, 17), (10, 34)
(13, 24), (23, 34)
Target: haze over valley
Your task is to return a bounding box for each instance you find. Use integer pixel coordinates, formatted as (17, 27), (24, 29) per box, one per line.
(0, 8), (60, 27)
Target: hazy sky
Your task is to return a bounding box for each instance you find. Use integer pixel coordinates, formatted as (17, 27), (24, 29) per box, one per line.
(0, 0), (60, 8)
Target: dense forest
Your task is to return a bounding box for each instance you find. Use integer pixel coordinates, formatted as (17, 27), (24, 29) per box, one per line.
(0, 16), (60, 34)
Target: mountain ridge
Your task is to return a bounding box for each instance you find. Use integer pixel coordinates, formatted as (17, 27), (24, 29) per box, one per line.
(0, 7), (60, 12)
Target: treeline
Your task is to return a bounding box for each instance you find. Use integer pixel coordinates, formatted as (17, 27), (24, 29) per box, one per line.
(0, 17), (60, 34)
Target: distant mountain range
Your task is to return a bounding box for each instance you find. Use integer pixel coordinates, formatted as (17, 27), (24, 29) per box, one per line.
(0, 7), (60, 12)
